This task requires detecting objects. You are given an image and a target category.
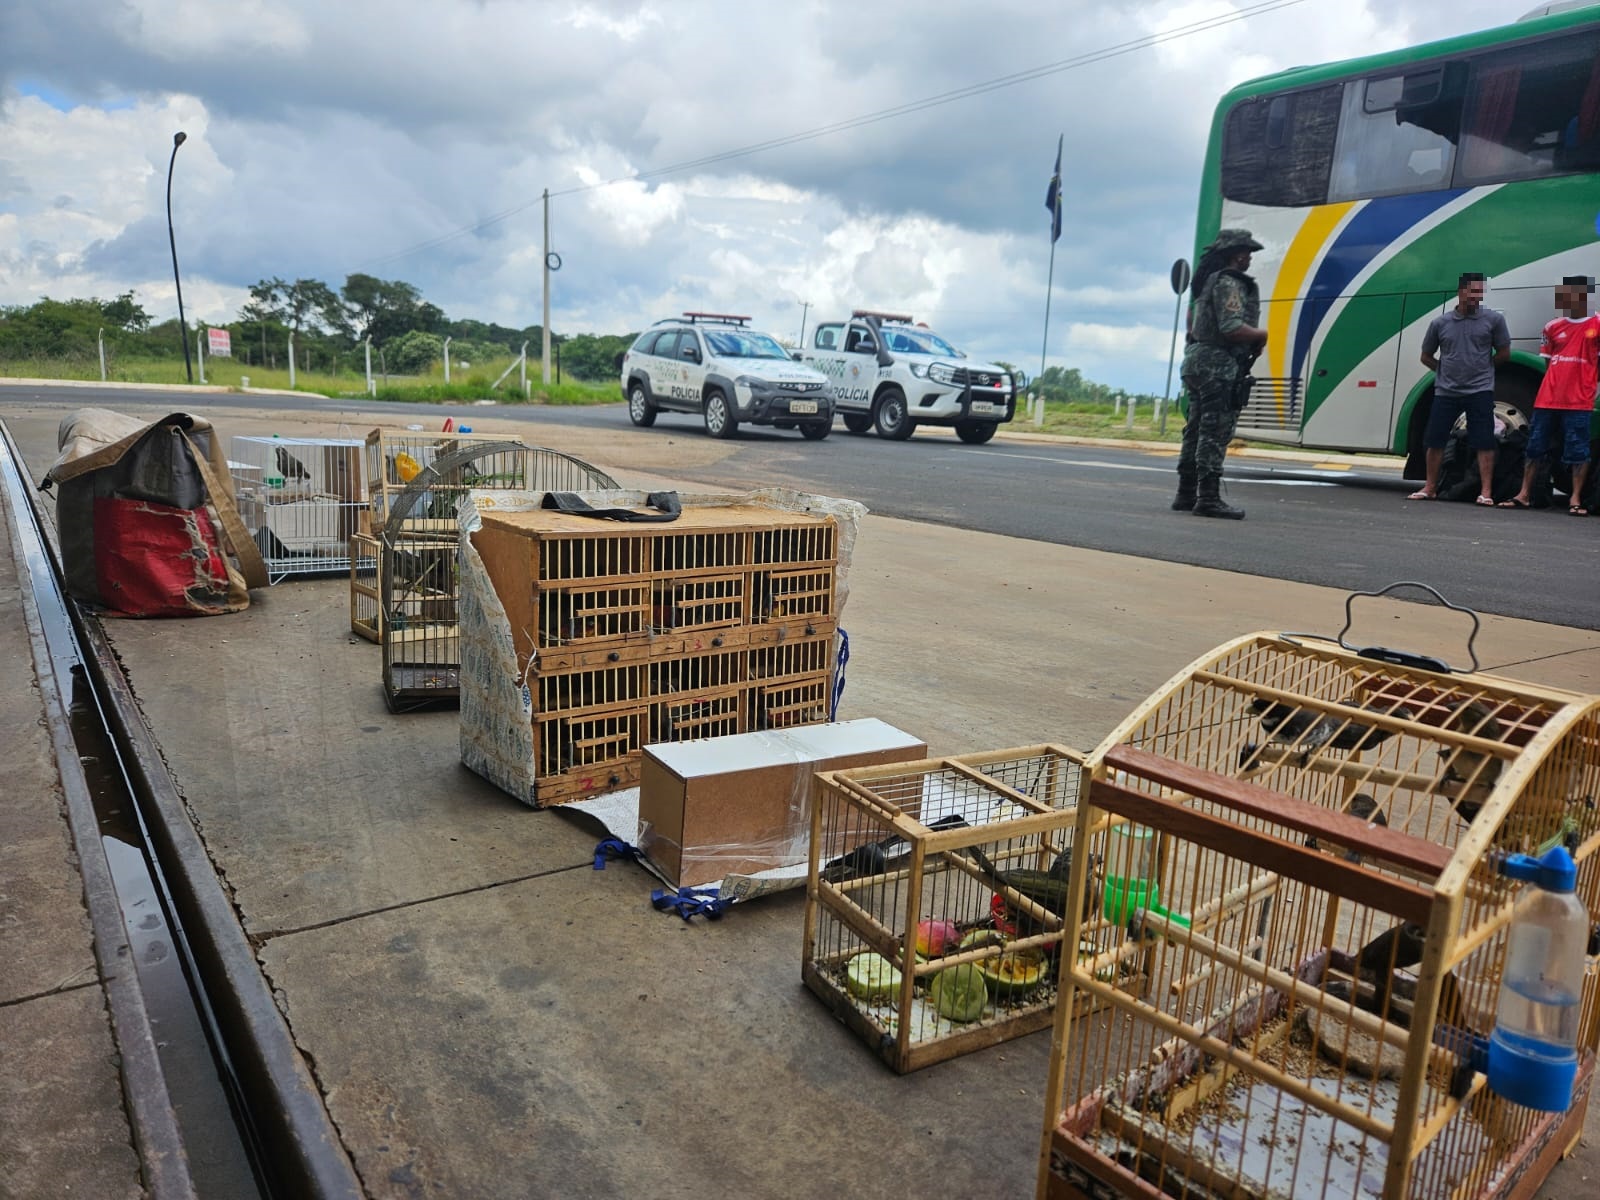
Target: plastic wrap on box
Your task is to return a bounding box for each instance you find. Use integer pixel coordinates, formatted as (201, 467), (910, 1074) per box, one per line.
(456, 487), (866, 808)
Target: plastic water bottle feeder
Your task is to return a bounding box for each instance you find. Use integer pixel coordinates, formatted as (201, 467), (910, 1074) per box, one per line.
(1487, 845), (1585, 1112)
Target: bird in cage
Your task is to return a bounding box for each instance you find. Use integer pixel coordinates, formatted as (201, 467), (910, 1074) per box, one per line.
(1304, 792), (1388, 862)
(817, 814), (968, 884)
(1435, 699), (1507, 822)
(1240, 696), (1411, 770)
(961, 841), (1100, 928)
(274, 444), (311, 484)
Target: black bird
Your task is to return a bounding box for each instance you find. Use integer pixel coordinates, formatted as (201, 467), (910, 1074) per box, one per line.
(818, 814), (967, 884)
(963, 841), (1098, 926)
(1243, 697), (1409, 770)
(275, 445), (311, 483)
(1306, 792), (1388, 862)
(1436, 699), (1506, 823)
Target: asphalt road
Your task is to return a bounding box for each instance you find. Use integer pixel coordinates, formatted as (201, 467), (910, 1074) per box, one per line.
(5, 384), (1598, 629)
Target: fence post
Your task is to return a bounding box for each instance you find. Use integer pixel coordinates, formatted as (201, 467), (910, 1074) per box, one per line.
(288, 331), (296, 389)
(98, 328), (107, 381)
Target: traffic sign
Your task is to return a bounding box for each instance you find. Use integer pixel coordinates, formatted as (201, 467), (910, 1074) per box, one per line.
(1170, 258), (1192, 295)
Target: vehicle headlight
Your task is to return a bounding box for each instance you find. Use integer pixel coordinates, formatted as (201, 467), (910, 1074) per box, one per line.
(928, 362), (959, 386)
(735, 375), (775, 395)
(908, 362), (929, 379)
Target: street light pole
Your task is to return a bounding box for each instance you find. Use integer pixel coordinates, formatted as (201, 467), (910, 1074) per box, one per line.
(165, 131), (193, 384)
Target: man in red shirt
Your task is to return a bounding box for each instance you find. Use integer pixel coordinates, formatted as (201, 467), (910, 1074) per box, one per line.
(1500, 276), (1599, 514)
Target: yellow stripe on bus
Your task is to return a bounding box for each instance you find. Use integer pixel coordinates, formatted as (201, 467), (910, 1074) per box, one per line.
(1268, 202), (1358, 387)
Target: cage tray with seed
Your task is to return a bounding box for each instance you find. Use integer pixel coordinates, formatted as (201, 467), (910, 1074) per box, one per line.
(804, 745), (1129, 1073)
(1040, 616), (1600, 1200)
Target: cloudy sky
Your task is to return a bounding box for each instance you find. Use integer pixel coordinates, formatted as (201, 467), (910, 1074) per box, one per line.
(0, 0), (1533, 393)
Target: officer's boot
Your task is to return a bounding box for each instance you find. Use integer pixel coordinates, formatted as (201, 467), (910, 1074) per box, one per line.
(1171, 470), (1196, 512)
(1192, 475), (1245, 520)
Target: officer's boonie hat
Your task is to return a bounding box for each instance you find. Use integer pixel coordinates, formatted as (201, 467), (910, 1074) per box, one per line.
(1210, 228), (1264, 253)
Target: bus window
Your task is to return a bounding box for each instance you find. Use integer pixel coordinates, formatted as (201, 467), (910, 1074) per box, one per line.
(1221, 84), (1340, 206)
(1457, 32), (1600, 183)
(1329, 67), (1463, 201)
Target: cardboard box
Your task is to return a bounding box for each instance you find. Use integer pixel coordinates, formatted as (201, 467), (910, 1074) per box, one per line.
(639, 719), (927, 888)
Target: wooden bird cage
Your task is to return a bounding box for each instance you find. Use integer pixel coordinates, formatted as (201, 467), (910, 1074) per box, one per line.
(379, 443), (618, 712)
(1040, 622), (1600, 1200)
(804, 746), (1111, 1073)
(469, 499), (841, 803)
(366, 429), (537, 535)
(349, 532), (380, 642)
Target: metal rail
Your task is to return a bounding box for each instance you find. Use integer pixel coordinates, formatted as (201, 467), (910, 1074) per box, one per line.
(0, 419), (365, 1199)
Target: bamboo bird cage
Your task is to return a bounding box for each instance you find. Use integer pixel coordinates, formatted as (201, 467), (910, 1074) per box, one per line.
(804, 746), (1113, 1073)
(1039, 627), (1600, 1200)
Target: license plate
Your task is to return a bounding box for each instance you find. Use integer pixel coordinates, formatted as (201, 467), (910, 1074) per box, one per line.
(790, 400), (818, 414)
(969, 401), (997, 415)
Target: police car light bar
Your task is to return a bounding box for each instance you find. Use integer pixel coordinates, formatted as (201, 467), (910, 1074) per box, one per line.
(851, 309), (915, 324)
(682, 312), (751, 325)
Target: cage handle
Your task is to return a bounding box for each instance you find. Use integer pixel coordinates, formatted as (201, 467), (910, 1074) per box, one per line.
(1284, 581), (1480, 674)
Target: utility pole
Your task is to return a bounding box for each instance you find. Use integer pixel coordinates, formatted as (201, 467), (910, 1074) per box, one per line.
(541, 188), (552, 385)
(797, 301), (811, 348)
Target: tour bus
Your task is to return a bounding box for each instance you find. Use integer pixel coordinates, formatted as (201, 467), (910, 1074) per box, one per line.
(1196, 1), (1600, 474)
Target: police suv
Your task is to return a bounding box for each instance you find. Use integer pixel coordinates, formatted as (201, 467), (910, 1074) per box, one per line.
(620, 313), (835, 440)
(800, 311), (1017, 443)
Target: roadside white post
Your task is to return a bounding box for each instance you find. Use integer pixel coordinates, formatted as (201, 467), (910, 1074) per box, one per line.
(364, 337), (374, 396)
(288, 332), (296, 389)
(1160, 258), (1191, 436)
(520, 340), (528, 397)
(444, 336), (452, 384)
(1125, 389), (1135, 431)
(98, 328), (107, 381)
(197, 328), (206, 384)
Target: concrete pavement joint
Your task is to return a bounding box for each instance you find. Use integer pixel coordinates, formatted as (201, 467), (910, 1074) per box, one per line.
(250, 859), (604, 945)
(0, 976), (106, 1010)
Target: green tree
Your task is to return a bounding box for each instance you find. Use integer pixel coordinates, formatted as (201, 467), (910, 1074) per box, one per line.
(387, 330), (444, 374)
(100, 291), (150, 332)
(340, 274), (425, 346)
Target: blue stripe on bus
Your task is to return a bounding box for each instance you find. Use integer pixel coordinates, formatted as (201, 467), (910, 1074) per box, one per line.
(1290, 189), (1466, 382)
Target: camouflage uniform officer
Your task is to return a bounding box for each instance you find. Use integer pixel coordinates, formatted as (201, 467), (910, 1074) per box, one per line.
(1174, 229), (1269, 520)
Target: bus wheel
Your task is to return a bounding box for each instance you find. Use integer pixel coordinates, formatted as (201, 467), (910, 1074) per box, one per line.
(1403, 388), (1433, 481)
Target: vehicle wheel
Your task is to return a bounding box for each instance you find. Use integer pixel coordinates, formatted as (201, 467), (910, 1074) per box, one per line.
(873, 386), (915, 440)
(842, 413), (873, 435)
(799, 422), (831, 441)
(627, 381), (657, 427)
(955, 421), (997, 445)
(703, 389), (739, 439)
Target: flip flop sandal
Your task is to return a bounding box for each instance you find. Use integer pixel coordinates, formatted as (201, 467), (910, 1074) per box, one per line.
(1498, 498), (1530, 509)
(1474, 495), (1496, 506)
(1406, 489), (1435, 501)
(1571, 505), (1590, 516)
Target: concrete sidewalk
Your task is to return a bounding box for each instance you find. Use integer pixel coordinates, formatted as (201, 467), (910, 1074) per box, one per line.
(3, 402), (1595, 1198)
(0, 480), (143, 1198)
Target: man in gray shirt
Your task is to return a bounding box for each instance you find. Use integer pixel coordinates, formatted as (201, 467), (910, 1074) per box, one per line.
(1409, 272), (1511, 503)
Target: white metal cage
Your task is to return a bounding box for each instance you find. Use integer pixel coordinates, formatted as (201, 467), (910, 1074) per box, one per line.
(229, 436), (366, 582)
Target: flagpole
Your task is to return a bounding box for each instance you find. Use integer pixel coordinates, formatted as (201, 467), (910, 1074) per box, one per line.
(1038, 133), (1062, 427)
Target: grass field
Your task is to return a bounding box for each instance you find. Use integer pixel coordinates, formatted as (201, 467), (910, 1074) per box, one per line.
(0, 356), (618, 406)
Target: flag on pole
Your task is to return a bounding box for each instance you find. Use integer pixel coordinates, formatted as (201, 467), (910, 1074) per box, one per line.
(1045, 134), (1063, 244)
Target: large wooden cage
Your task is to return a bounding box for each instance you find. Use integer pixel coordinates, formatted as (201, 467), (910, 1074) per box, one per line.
(469, 501), (841, 804)
(1039, 631), (1600, 1200)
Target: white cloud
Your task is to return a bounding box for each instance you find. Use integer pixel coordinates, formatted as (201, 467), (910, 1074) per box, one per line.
(0, 0), (1543, 392)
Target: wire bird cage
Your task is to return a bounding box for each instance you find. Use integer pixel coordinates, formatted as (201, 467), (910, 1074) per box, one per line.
(229, 436), (365, 581)
(1040, 613), (1600, 1200)
(380, 443), (618, 712)
(803, 746), (1104, 1073)
(366, 429), (537, 535)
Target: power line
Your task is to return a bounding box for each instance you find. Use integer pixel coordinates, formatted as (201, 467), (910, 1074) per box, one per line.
(361, 0), (1307, 269)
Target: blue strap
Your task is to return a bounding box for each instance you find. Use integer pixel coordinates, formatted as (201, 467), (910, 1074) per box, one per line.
(829, 628), (850, 720)
(593, 838), (641, 870)
(650, 886), (730, 921)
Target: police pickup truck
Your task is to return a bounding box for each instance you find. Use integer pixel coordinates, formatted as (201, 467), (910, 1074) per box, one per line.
(621, 312), (834, 440)
(799, 311), (1017, 443)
